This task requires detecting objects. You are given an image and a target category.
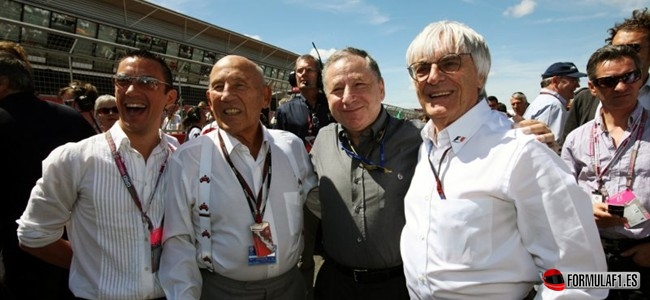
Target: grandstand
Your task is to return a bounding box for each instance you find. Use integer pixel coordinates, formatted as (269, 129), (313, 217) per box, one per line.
(0, 0), (419, 119)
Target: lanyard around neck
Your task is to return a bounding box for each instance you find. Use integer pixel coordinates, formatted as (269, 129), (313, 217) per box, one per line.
(105, 132), (169, 231)
(217, 130), (272, 223)
(428, 146), (452, 200)
(590, 110), (647, 197)
(338, 118), (391, 173)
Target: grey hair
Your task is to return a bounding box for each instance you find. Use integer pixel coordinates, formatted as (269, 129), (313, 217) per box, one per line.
(406, 20), (491, 96)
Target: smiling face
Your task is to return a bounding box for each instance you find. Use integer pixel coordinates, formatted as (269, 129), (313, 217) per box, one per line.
(323, 54), (385, 137)
(413, 52), (484, 130)
(114, 56), (176, 137)
(206, 55), (269, 142)
(588, 56), (641, 113)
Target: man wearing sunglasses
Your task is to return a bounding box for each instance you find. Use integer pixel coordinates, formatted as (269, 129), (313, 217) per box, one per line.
(17, 49), (179, 299)
(523, 61), (586, 144)
(93, 94), (119, 132)
(562, 44), (650, 300)
(563, 8), (650, 146)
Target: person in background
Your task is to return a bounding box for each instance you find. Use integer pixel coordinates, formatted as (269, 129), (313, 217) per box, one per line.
(400, 20), (607, 299)
(274, 54), (334, 152)
(59, 80), (101, 133)
(562, 44), (650, 300)
(162, 101), (182, 132)
(487, 95), (499, 110)
(524, 61), (586, 144)
(94, 94), (119, 132)
(496, 102), (511, 117)
(510, 91), (529, 119)
(182, 105), (207, 142)
(198, 100), (213, 123)
(17, 48), (178, 299)
(0, 41), (94, 300)
(159, 55), (317, 299)
(562, 8), (650, 146)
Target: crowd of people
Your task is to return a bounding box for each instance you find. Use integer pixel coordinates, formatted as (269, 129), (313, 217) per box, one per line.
(1, 6), (650, 300)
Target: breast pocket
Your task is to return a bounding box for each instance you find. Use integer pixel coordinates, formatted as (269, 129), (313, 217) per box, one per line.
(432, 199), (493, 265)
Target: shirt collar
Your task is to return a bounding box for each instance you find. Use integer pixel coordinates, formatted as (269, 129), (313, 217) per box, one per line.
(421, 99), (489, 154)
(595, 101), (645, 133)
(107, 125), (174, 154)
(217, 124), (270, 155)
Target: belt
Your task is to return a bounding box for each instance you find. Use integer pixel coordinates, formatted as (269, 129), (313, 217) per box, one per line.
(327, 259), (404, 284)
(601, 236), (650, 254)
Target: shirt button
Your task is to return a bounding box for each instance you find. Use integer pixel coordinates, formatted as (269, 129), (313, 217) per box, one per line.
(357, 237), (362, 243)
(354, 178), (360, 184)
(424, 195), (431, 201)
(145, 267), (149, 271)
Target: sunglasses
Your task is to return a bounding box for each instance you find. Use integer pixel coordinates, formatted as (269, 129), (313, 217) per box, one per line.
(591, 70), (641, 89)
(97, 107), (119, 115)
(113, 74), (170, 90)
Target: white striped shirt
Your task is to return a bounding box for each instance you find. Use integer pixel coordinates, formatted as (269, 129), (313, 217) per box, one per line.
(17, 125), (178, 300)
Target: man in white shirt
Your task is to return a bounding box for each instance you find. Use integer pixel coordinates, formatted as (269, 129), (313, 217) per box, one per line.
(400, 20), (607, 299)
(524, 61), (586, 143)
(159, 55), (317, 299)
(17, 49), (179, 299)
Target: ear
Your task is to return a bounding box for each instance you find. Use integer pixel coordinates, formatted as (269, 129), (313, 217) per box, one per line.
(165, 88), (178, 108)
(378, 78), (386, 102)
(262, 85), (271, 109)
(588, 80), (598, 97)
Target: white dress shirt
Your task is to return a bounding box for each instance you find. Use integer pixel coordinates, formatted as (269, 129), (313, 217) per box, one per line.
(17, 125), (177, 300)
(524, 88), (568, 143)
(400, 100), (607, 299)
(159, 127), (317, 299)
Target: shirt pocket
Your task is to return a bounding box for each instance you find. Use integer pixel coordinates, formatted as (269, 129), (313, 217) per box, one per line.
(284, 191), (302, 237)
(432, 198), (493, 265)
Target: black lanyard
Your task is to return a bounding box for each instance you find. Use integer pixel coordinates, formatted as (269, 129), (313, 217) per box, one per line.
(590, 110), (647, 198)
(428, 146), (452, 200)
(217, 130), (272, 223)
(105, 132), (169, 231)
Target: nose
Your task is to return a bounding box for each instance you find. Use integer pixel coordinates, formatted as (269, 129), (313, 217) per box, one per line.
(425, 64), (445, 84)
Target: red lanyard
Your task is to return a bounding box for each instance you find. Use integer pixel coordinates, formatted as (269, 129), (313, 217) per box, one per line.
(590, 110), (647, 198)
(428, 146), (452, 200)
(217, 130), (272, 224)
(105, 132), (169, 231)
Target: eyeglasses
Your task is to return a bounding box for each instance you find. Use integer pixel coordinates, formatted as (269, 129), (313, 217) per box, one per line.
(97, 107), (119, 115)
(113, 74), (170, 90)
(407, 53), (471, 82)
(622, 43), (642, 53)
(591, 70), (641, 88)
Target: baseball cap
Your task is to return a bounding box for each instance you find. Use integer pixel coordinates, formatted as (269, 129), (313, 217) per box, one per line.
(542, 62), (587, 79)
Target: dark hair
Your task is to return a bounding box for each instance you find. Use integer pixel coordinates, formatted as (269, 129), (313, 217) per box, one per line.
(606, 8), (650, 45)
(119, 48), (175, 92)
(0, 42), (34, 93)
(182, 106), (202, 129)
(587, 44), (642, 80)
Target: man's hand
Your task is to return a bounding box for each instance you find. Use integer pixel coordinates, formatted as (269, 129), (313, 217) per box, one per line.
(513, 118), (559, 152)
(593, 202), (628, 228)
(622, 243), (650, 267)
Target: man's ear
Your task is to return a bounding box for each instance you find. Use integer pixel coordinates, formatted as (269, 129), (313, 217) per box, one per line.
(0, 76), (12, 99)
(262, 85), (271, 109)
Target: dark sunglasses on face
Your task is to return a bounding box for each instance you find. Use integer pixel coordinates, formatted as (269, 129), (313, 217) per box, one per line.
(592, 70), (641, 89)
(97, 107), (119, 115)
